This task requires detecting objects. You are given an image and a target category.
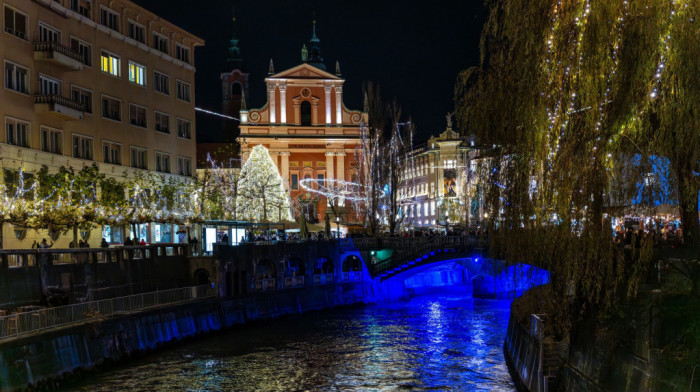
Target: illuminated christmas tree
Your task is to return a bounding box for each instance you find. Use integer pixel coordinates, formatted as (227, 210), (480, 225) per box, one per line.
(236, 145), (292, 222)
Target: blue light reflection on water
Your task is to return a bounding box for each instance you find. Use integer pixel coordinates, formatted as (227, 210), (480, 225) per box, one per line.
(63, 296), (516, 392)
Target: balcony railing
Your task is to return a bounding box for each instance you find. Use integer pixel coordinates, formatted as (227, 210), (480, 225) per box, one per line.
(255, 278), (276, 291)
(0, 284), (215, 340)
(34, 94), (86, 112)
(284, 276), (305, 288)
(342, 271), (363, 282)
(34, 41), (84, 64)
(312, 273), (334, 285)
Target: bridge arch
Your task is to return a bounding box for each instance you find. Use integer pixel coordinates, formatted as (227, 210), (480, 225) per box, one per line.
(342, 255), (363, 272)
(283, 257), (306, 277)
(313, 256), (333, 274)
(254, 258), (276, 280)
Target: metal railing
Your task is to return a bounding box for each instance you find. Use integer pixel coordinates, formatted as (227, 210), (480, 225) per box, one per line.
(369, 236), (481, 277)
(34, 94), (86, 112)
(0, 284), (215, 340)
(33, 41), (84, 63)
(0, 245), (188, 268)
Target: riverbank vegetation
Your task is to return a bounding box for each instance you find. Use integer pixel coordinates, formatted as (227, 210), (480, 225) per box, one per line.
(454, 0), (698, 372)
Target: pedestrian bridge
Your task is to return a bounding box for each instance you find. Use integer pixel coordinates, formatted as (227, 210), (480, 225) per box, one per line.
(350, 236), (549, 301)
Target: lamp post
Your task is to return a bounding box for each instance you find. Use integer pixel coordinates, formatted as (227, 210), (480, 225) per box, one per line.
(336, 216), (340, 238)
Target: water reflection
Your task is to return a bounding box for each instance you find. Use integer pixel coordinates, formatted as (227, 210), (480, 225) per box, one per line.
(62, 296), (515, 392)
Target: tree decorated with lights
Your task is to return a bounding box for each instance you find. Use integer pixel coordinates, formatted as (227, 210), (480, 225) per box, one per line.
(236, 145), (291, 222)
(455, 0), (698, 337)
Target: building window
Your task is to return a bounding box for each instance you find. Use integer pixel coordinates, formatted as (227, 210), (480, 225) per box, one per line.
(176, 80), (190, 102)
(291, 174), (298, 190)
(175, 44), (190, 63)
(127, 20), (144, 43)
(40, 127), (61, 154)
(4, 6), (27, 40)
(128, 61), (145, 86)
(72, 135), (93, 160)
(177, 156), (192, 176)
(71, 86), (92, 113)
(100, 7), (120, 32)
(154, 111), (170, 133)
(129, 104), (146, 128)
(103, 141), (121, 165)
(38, 22), (60, 43)
(100, 51), (120, 77)
(153, 33), (169, 54)
(130, 147), (147, 169)
(70, 0), (91, 18)
(153, 71), (169, 94)
(5, 118), (29, 147)
(101, 96), (121, 121)
(155, 152), (171, 173)
(4, 61), (28, 94)
(431, 201), (435, 216)
(39, 74), (61, 95)
(176, 118), (191, 139)
(70, 37), (92, 66)
(317, 174), (325, 186)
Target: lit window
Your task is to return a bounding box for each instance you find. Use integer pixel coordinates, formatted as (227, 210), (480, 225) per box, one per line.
(100, 51), (120, 77)
(128, 61), (145, 86)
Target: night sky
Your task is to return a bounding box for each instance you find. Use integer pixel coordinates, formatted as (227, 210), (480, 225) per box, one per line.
(132, 0), (487, 143)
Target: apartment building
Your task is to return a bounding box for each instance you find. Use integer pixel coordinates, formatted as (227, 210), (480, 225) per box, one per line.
(1, 0), (204, 248)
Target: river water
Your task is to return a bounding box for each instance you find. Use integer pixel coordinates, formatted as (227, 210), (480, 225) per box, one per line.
(63, 295), (516, 391)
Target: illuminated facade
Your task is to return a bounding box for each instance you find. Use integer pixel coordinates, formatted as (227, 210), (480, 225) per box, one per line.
(238, 22), (366, 223)
(398, 123), (478, 229)
(0, 0), (203, 247)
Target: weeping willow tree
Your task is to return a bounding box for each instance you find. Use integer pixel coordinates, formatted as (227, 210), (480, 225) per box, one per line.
(455, 0), (698, 336)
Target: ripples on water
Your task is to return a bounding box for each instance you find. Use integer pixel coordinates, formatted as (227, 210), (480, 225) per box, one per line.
(63, 296), (516, 391)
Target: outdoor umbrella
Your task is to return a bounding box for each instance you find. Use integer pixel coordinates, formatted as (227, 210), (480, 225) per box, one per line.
(325, 214), (331, 239)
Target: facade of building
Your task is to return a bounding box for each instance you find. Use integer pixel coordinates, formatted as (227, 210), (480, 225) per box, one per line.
(238, 22), (366, 224)
(398, 123), (479, 230)
(1, 0), (204, 248)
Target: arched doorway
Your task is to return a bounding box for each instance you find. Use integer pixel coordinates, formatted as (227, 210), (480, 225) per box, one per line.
(194, 269), (210, 286)
(300, 101), (312, 126)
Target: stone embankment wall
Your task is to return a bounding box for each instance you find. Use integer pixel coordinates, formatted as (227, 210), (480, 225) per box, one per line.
(0, 282), (369, 392)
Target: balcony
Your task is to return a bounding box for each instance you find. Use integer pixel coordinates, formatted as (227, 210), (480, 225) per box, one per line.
(33, 41), (84, 71)
(34, 95), (85, 120)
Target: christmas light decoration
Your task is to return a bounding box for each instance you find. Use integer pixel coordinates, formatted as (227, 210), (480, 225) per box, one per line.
(236, 145), (292, 222)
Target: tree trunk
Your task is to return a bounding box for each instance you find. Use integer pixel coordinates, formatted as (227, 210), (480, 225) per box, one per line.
(676, 163), (699, 247)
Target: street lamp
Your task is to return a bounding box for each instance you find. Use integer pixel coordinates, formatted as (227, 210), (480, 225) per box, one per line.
(336, 216), (340, 238)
